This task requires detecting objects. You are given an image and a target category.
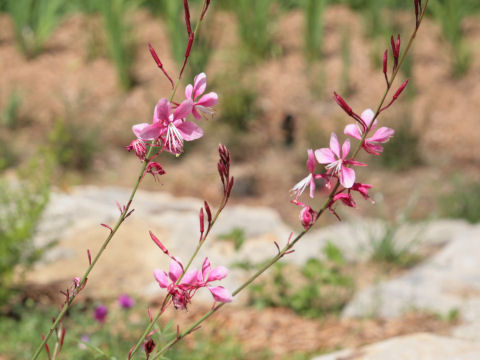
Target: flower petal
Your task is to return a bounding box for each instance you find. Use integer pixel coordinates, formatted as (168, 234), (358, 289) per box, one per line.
(315, 148), (336, 164)
(329, 133), (341, 157)
(176, 121), (204, 141)
(306, 149), (315, 173)
(193, 73), (207, 99)
(341, 139), (351, 159)
(196, 92), (218, 107)
(368, 127), (394, 143)
(138, 123), (161, 140)
(154, 98), (171, 123)
(344, 124), (362, 139)
(153, 269), (169, 288)
(185, 84), (193, 100)
(173, 99), (193, 121)
(208, 286), (233, 303)
(361, 109), (375, 128)
(207, 266), (228, 282)
(132, 123), (150, 138)
(340, 166), (355, 188)
(169, 260), (183, 282)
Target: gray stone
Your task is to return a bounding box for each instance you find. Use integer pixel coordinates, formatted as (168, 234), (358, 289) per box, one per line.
(342, 223), (480, 340)
(311, 333), (480, 360)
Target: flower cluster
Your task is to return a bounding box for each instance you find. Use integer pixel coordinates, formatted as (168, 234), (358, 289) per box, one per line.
(153, 257), (232, 310)
(290, 28), (415, 227)
(129, 73), (218, 158)
(291, 107), (394, 226)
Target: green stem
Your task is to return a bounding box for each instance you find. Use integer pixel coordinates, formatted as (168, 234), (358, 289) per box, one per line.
(152, 2), (429, 357)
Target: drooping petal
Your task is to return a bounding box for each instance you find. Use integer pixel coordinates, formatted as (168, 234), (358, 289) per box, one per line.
(193, 73), (207, 99)
(207, 266), (228, 282)
(341, 139), (351, 159)
(196, 92), (218, 107)
(306, 149), (315, 173)
(154, 98), (171, 123)
(360, 109), (375, 128)
(329, 133), (341, 158)
(169, 260), (183, 282)
(339, 166), (355, 189)
(344, 124), (362, 139)
(132, 123), (150, 138)
(315, 148), (336, 164)
(138, 123), (162, 140)
(364, 142), (383, 155)
(153, 269), (169, 288)
(208, 286), (233, 303)
(368, 127), (394, 143)
(173, 99), (193, 121)
(185, 84), (194, 100)
(176, 121), (204, 141)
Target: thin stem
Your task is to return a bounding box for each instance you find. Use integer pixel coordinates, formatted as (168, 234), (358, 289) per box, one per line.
(152, 2), (429, 357)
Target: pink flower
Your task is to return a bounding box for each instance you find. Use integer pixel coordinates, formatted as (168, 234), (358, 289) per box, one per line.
(153, 260), (199, 310)
(117, 294), (135, 309)
(132, 98), (202, 154)
(145, 162), (165, 181)
(185, 73), (218, 120)
(93, 305), (108, 323)
(299, 205), (317, 229)
(291, 149), (318, 199)
(196, 258), (232, 303)
(344, 109), (394, 155)
(350, 182), (373, 202)
(315, 133), (365, 189)
(126, 139), (147, 161)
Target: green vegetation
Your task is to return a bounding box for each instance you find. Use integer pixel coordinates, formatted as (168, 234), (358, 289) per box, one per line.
(218, 227), (246, 251)
(99, 0), (138, 90)
(5, 0), (65, 58)
(0, 299), (274, 359)
(1, 89), (23, 129)
(231, 0), (275, 61)
(378, 111), (422, 171)
(248, 242), (354, 318)
(368, 195), (424, 268)
(304, 0), (327, 63)
(47, 117), (100, 171)
(440, 177), (480, 224)
(0, 158), (51, 305)
(430, 0), (472, 77)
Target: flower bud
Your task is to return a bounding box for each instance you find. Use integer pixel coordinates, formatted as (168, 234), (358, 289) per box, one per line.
(299, 206), (317, 230)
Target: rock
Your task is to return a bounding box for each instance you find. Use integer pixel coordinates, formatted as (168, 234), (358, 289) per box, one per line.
(311, 333), (480, 360)
(342, 223), (480, 341)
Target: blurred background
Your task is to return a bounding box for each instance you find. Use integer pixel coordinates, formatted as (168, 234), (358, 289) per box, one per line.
(0, 0), (479, 359)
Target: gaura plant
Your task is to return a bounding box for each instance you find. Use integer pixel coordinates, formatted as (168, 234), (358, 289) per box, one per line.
(32, 0), (429, 358)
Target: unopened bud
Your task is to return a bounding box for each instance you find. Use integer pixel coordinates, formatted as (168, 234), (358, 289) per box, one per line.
(334, 91), (353, 116)
(393, 79), (409, 100)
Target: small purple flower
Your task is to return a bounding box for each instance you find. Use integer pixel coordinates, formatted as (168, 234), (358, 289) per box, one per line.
(93, 305), (108, 323)
(118, 294), (135, 309)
